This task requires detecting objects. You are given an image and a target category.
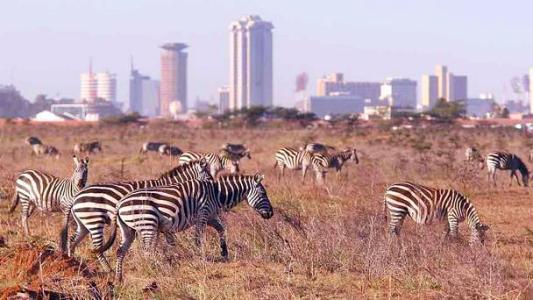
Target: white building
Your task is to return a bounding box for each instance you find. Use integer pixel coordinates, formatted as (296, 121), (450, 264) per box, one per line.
(218, 86), (230, 113)
(95, 72), (117, 102)
(229, 15), (273, 110)
(130, 69), (160, 117)
(160, 43), (188, 116)
(316, 73), (381, 103)
(80, 73), (97, 103)
(421, 75), (438, 109)
(380, 78), (417, 108)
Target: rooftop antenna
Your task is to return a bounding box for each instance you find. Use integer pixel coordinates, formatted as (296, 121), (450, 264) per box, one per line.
(130, 55), (134, 72)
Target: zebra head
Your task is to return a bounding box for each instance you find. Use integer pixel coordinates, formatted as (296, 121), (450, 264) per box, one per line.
(194, 158), (214, 181)
(72, 155), (89, 189)
(245, 174), (274, 219)
(472, 223), (490, 245)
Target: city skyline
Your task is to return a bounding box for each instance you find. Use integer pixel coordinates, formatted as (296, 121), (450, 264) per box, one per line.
(1, 1), (533, 108)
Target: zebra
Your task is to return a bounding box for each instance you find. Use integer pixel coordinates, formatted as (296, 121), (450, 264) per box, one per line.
(384, 182), (489, 244)
(25, 136), (43, 146)
(309, 148), (359, 182)
(114, 173), (274, 282)
(158, 145), (183, 157)
(68, 159), (211, 271)
(9, 156), (90, 252)
(74, 141), (103, 154)
(301, 143), (336, 155)
(25, 137), (60, 159)
(486, 152), (529, 187)
(273, 147), (315, 181)
(179, 150), (239, 176)
(140, 142), (169, 155)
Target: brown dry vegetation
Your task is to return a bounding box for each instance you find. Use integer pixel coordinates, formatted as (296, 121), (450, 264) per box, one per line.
(1, 122), (533, 299)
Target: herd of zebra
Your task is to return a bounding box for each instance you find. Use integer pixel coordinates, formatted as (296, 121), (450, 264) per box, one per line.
(9, 137), (532, 283)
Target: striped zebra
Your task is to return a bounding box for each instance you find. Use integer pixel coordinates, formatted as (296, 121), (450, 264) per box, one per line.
(114, 174), (273, 282)
(273, 147), (315, 181)
(9, 156), (90, 252)
(486, 152), (529, 187)
(384, 182), (489, 244)
(310, 148), (359, 182)
(179, 150), (239, 176)
(68, 159), (211, 271)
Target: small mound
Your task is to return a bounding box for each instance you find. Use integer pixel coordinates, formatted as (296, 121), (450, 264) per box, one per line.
(0, 242), (111, 299)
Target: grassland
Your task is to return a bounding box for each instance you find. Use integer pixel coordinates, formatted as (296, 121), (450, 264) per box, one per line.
(1, 122), (533, 299)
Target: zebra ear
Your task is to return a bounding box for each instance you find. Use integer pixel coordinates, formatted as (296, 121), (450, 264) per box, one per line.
(254, 173), (265, 183)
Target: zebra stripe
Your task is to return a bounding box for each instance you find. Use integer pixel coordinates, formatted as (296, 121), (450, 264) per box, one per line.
(486, 152), (529, 187)
(310, 148), (358, 181)
(114, 174), (273, 282)
(10, 156), (89, 253)
(273, 147), (315, 180)
(68, 159), (211, 271)
(384, 182), (489, 244)
(179, 150), (238, 176)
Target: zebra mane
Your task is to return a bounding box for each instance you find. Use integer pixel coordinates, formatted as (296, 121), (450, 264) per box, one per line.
(158, 161), (198, 179)
(440, 188), (481, 227)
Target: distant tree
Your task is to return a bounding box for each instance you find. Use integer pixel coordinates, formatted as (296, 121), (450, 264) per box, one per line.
(0, 86), (31, 118)
(429, 98), (465, 121)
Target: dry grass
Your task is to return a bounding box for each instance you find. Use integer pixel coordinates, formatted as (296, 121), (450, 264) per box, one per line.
(1, 122), (533, 299)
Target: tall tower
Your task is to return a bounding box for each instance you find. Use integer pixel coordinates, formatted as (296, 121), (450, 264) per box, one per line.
(80, 59), (97, 103)
(95, 72), (117, 102)
(160, 43), (188, 117)
(435, 65), (448, 100)
(421, 75), (438, 109)
(229, 15), (273, 110)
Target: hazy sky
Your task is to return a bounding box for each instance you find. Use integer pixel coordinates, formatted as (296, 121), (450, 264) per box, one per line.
(1, 0), (532, 107)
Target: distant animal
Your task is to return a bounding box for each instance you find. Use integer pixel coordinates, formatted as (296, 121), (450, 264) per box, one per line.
(179, 150), (239, 177)
(384, 182), (489, 244)
(486, 152), (529, 187)
(25, 137), (60, 158)
(74, 141), (103, 154)
(158, 145), (183, 157)
(140, 142), (169, 155)
(309, 148), (359, 182)
(9, 156), (90, 253)
(114, 174), (274, 282)
(69, 159), (211, 271)
(220, 143), (251, 159)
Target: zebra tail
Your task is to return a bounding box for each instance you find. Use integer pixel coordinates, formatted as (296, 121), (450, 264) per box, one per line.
(8, 192), (19, 213)
(95, 221), (117, 253)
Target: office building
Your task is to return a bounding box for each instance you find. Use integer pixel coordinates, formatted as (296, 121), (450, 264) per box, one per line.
(95, 72), (117, 102)
(421, 75), (438, 109)
(422, 65), (468, 107)
(317, 73), (380, 103)
(130, 68), (160, 117)
(229, 15), (273, 110)
(218, 86), (230, 113)
(302, 94), (365, 118)
(160, 43), (188, 117)
(380, 78), (417, 108)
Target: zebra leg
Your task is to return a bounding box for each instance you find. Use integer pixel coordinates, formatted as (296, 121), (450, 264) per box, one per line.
(301, 165), (308, 182)
(207, 217), (228, 260)
(194, 211), (209, 258)
(164, 232), (177, 247)
(89, 225), (113, 272)
(68, 222), (89, 257)
(447, 215), (459, 239)
(510, 171), (517, 186)
(60, 212), (71, 255)
(388, 210), (406, 236)
(115, 219), (136, 283)
(20, 199), (31, 236)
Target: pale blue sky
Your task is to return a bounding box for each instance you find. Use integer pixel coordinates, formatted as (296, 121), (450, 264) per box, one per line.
(1, 0), (532, 107)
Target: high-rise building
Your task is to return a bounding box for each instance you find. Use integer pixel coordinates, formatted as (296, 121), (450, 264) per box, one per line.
(529, 68), (533, 113)
(316, 73), (381, 103)
(160, 43), (188, 117)
(380, 78), (417, 108)
(80, 72), (97, 103)
(229, 15), (273, 110)
(452, 75), (467, 101)
(422, 65), (468, 106)
(95, 72), (117, 102)
(218, 86), (230, 113)
(130, 68), (160, 117)
(435, 65), (448, 100)
(421, 75), (438, 109)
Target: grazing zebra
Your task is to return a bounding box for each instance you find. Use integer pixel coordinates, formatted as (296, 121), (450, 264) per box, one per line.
(384, 182), (489, 244)
(74, 141), (103, 154)
(9, 156), (90, 252)
(25, 136), (42, 146)
(68, 159), (211, 271)
(140, 142), (169, 155)
(114, 174), (274, 282)
(179, 150), (238, 176)
(158, 145), (183, 157)
(486, 152), (529, 187)
(310, 148), (359, 182)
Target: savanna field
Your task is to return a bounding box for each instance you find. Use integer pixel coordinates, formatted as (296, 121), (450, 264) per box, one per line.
(1, 122), (533, 299)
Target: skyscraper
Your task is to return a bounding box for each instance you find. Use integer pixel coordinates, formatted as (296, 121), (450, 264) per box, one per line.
(451, 75), (467, 101)
(380, 78), (417, 108)
(80, 72), (97, 103)
(160, 43), (188, 117)
(218, 86), (230, 113)
(421, 75), (438, 109)
(435, 65), (448, 100)
(229, 15), (273, 110)
(95, 72), (117, 102)
(130, 67), (160, 117)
